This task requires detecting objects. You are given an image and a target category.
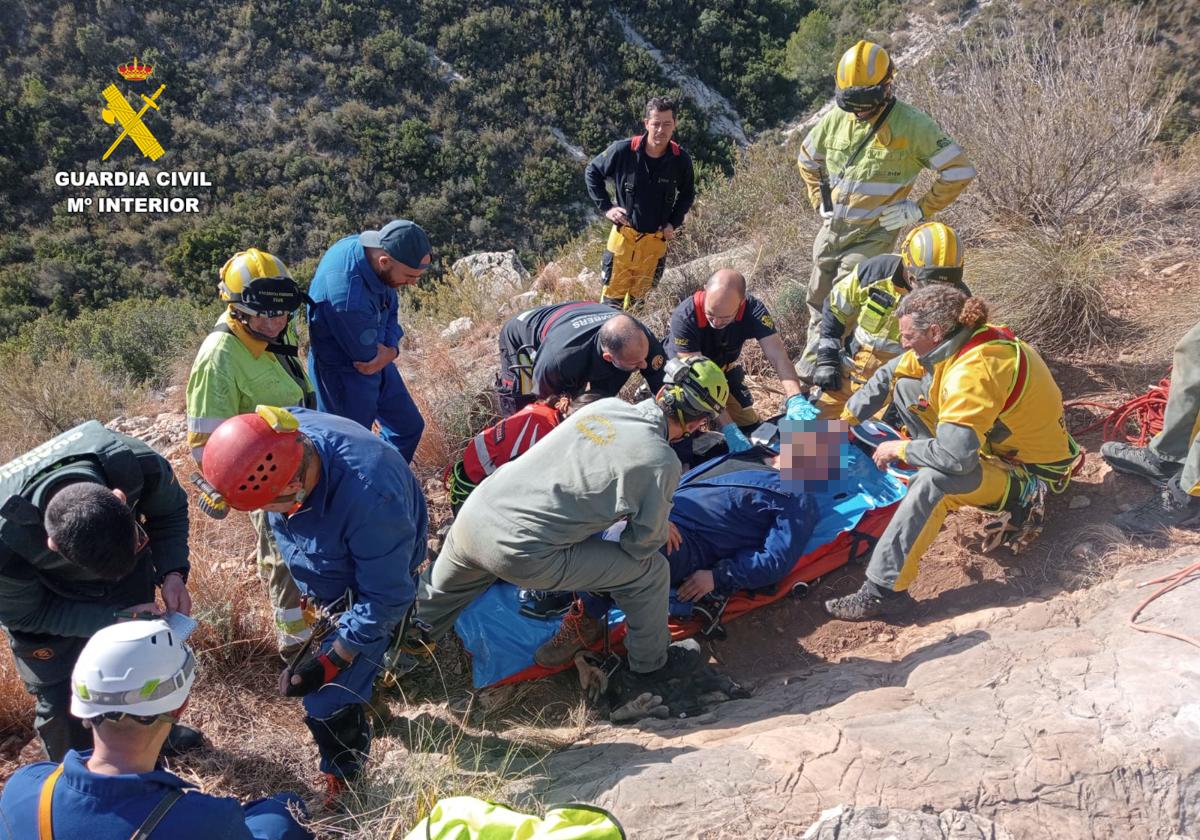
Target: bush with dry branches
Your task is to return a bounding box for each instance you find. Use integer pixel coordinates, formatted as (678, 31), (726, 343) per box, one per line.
(910, 7), (1180, 232)
(966, 225), (1129, 355)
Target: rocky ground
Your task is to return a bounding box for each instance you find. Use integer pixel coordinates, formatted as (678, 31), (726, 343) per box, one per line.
(540, 551), (1200, 839)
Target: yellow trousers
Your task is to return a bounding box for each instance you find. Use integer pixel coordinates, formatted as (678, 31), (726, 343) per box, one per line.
(600, 226), (668, 306)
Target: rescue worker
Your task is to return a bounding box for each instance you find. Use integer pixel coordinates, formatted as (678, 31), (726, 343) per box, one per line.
(667, 268), (812, 453)
(495, 302), (667, 418)
(535, 422), (831, 668)
(585, 96), (695, 310)
(0, 423), (202, 761)
(186, 248), (315, 656)
(1102, 321), (1200, 532)
(200, 406), (428, 799)
(0, 620), (312, 840)
(417, 357), (729, 693)
(796, 40), (976, 381)
(813, 221), (967, 419)
(307, 219), (432, 462)
(444, 393), (603, 514)
(825, 286), (1079, 620)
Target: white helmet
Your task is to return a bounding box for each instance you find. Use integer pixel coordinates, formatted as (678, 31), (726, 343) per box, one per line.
(71, 620), (196, 721)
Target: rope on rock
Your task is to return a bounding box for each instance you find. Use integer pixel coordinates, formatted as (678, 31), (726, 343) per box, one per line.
(1128, 560), (1200, 650)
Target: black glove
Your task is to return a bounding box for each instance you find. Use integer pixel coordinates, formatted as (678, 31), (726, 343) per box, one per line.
(814, 364), (841, 392)
(280, 651), (346, 697)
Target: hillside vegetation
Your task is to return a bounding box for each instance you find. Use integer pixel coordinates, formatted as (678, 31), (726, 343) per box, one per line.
(0, 0), (913, 364)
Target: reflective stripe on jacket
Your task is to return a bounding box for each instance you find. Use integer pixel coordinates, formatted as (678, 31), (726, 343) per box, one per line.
(797, 100), (975, 225)
(185, 312), (312, 463)
(819, 254), (907, 366)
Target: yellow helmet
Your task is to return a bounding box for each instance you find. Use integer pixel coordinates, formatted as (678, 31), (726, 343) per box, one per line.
(658, 356), (729, 424)
(218, 248), (303, 317)
(834, 40), (894, 113)
(901, 222), (964, 286)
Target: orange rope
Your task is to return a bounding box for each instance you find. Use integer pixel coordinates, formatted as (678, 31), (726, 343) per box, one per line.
(1127, 560), (1200, 650)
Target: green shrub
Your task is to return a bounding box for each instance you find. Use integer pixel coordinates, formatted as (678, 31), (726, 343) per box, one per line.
(7, 298), (216, 386)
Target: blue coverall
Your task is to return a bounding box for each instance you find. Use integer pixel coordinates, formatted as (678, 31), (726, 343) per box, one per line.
(269, 409), (428, 778)
(307, 236), (424, 462)
(0, 750), (311, 840)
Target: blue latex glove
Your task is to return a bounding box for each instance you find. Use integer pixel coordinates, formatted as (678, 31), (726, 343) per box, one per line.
(721, 423), (753, 454)
(785, 393), (819, 421)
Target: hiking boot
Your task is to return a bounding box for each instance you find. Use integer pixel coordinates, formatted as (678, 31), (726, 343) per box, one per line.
(534, 602), (605, 668)
(1114, 475), (1200, 535)
(1101, 442), (1182, 486)
(824, 583), (913, 621)
(609, 639), (749, 721)
(692, 594), (729, 638)
(160, 723), (204, 757)
(517, 589), (575, 620)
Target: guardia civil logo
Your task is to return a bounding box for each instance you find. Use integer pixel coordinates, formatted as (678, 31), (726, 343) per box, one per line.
(55, 55), (213, 215)
(100, 57), (166, 161)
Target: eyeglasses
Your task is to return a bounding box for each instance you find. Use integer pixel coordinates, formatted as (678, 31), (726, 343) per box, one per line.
(134, 520), (149, 555)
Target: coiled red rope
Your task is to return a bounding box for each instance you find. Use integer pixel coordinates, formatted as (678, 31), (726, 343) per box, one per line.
(1065, 372), (1171, 445)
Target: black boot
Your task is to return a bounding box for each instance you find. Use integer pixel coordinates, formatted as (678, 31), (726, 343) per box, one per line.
(824, 581), (913, 621)
(1114, 475), (1200, 534)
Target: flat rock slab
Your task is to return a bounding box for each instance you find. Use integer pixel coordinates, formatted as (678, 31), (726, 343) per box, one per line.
(540, 556), (1200, 839)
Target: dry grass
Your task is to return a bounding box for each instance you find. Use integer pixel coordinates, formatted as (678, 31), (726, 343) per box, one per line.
(1042, 522), (1200, 590)
(0, 349), (145, 463)
(966, 225), (1128, 355)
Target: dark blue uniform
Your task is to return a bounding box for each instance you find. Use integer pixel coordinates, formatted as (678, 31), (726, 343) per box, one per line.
(0, 750), (311, 840)
(667, 290), (778, 416)
(584, 135), (695, 234)
(495, 303), (667, 416)
(666, 290), (778, 367)
(306, 235), (424, 462)
(268, 409), (428, 779)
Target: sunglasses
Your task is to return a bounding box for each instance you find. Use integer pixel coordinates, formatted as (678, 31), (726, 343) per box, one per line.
(134, 520), (149, 554)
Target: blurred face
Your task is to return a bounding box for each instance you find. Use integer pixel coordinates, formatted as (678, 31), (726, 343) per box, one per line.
(899, 315), (944, 357)
(246, 313), (288, 340)
(605, 333), (650, 372)
(779, 419), (847, 492)
(376, 253), (431, 288)
(643, 109), (676, 153)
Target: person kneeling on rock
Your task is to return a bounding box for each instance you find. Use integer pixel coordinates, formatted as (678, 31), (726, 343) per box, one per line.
(824, 285), (1081, 621)
(418, 357), (746, 720)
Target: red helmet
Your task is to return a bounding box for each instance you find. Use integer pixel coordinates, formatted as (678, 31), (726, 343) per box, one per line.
(202, 407), (304, 510)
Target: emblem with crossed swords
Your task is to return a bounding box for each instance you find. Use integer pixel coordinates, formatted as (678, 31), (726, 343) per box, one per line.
(100, 83), (166, 161)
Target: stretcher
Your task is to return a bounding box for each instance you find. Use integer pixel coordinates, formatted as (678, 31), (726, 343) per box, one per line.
(454, 436), (906, 688)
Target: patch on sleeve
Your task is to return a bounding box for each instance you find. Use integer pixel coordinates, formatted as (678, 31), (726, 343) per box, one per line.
(359, 328), (378, 346)
(651, 354), (665, 370)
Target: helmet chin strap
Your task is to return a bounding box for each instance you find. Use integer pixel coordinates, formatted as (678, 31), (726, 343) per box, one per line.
(231, 309), (286, 343)
(284, 438), (316, 516)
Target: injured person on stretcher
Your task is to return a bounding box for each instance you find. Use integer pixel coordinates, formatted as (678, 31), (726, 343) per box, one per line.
(534, 422), (845, 671)
(444, 410), (905, 723)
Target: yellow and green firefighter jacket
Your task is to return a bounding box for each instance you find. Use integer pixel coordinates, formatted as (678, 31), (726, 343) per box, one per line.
(185, 311), (314, 463)
(797, 100), (975, 226)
